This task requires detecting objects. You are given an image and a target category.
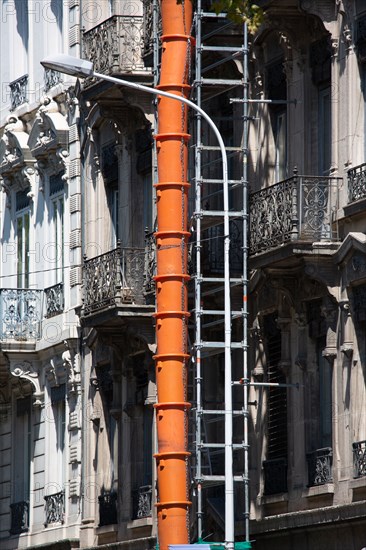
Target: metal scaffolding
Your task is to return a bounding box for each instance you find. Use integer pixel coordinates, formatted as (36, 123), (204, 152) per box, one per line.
(190, 4), (250, 547)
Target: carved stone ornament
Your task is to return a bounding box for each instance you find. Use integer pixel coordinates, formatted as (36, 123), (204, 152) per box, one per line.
(340, 300), (353, 357)
(62, 340), (81, 394)
(0, 116), (36, 197)
(10, 361), (43, 407)
(45, 356), (66, 386)
(27, 96), (69, 174)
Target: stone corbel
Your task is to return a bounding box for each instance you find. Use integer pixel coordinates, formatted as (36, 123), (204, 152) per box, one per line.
(1, 178), (11, 209)
(342, 25), (352, 51)
(10, 361), (44, 407)
(320, 296), (339, 363)
(340, 300), (353, 358)
(45, 356), (66, 386)
(294, 313), (307, 370)
(62, 340), (81, 395)
(251, 324), (265, 381)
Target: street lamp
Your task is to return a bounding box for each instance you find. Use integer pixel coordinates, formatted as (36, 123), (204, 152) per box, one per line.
(41, 53), (235, 547)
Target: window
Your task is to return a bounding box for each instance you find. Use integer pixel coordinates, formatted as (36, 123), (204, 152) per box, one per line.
(49, 174), (65, 283)
(11, 396), (31, 535)
(274, 110), (287, 182)
(16, 190), (30, 288)
(262, 312), (288, 495)
(50, 384), (66, 488)
(318, 87), (332, 175)
(102, 143), (119, 247)
(267, 59), (288, 183)
(108, 188), (119, 248)
(44, 384), (66, 526)
(135, 129), (153, 232)
(318, 337), (332, 448)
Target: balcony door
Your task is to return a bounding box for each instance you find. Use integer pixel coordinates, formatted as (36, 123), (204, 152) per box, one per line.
(16, 190), (30, 289)
(318, 86), (332, 175)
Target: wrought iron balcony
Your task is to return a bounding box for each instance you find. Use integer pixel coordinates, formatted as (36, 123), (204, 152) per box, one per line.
(348, 163), (366, 203)
(263, 457), (288, 495)
(10, 500), (29, 534)
(9, 75), (28, 111)
(0, 289), (42, 341)
(306, 447), (333, 486)
(98, 490), (117, 526)
(44, 283), (64, 318)
(250, 172), (340, 255)
(44, 68), (62, 92)
(132, 484), (152, 520)
(352, 440), (366, 478)
(83, 15), (146, 79)
(82, 245), (153, 315)
(44, 490), (65, 526)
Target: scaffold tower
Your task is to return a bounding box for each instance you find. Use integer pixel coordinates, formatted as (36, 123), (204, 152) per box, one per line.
(189, 3), (250, 547)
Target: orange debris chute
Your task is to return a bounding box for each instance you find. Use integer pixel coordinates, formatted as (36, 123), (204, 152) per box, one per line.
(153, 0), (194, 548)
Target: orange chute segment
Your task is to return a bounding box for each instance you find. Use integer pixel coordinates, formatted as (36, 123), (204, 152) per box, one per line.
(154, 0), (194, 548)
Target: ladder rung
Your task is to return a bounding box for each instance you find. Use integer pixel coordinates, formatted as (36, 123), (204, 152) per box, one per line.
(193, 276), (242, 283)
(197, 475), (244, 482)
(197, 341), (244, 349)
(196, 78), (243, 86)
(199, 145), (243, 152)
(193, 178), (243, 185)
(201, 45), (244, 53)
(196, 209), (243, 217)
(195, 309), (243, 316)
(198, 409), (246, 416)
(200, 443), (244, 449)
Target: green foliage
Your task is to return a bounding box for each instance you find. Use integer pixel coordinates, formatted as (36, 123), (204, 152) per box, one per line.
(211, 0), (264, 32)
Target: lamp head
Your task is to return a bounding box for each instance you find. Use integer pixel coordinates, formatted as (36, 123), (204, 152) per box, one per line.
(41, 54), (94, 78)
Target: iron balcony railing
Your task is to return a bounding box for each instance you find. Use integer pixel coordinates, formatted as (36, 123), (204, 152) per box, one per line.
(0, 284), (64, 341)
(132, 485), (152, 520)
(263, 457), (288, 495)
(10, 500), (29, 535)
(44, 282), (64, 318)
(348, 163), (366, 203)
(83, 15), (146, 79)
(306, 447), (333, 487)
(250, 172), (341, 255)
(0, 289), (42, 340)
(9, 75), (28, 111)
(44, 490), (65, 526)
(352, 440), (366, 478)
(98, 490), (117, 526)
(82, 244), (154, 315)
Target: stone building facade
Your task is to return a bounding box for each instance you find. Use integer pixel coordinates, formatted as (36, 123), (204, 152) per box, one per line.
(247, 1), (366, 548)
(0, 1), (366, 550)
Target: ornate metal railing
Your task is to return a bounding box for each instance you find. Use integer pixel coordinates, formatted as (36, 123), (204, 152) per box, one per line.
(0, 289), (42, 340)
(98, 490), (117, 526)
(9, 75), (28, 111)
(83, 15), (146, 80)
(142, 0), (161, 61)
(250, 173), (341, 255)
(44, 68), (62, 91)
(348, 163), (366, 203)
(307, 447), (333, 486)
(132, 485), (152, 519)
(10, 500), (29, 534)
(44, 283), (64, 318)
(352, 440), (366, 478)
(144, 231), (156, 296)
(82, 246), (147, 315)
(263, 458), (288, 495)
(44, 490), (65, 526)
